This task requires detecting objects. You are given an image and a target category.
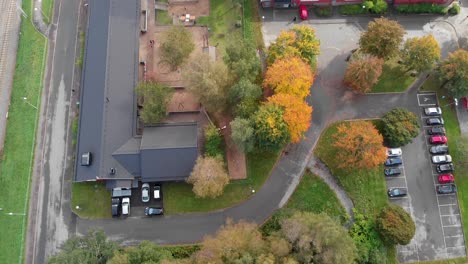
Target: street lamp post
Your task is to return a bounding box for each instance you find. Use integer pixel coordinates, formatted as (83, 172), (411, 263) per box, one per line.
(22, 97), (38, 109)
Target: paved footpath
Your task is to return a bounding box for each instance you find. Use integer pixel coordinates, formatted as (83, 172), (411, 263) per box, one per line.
(0, 0), (21, 155)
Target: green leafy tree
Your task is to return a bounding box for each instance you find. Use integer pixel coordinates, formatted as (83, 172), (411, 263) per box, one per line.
(253, 104), (290, 151)
(281, 212), (357, 264)
(267, 25), (320, 67)
(377, 205), (416, 245)
(187, 156), (229, 198)
(224, 36), (261, 81)
(437, 49), (468, 98)
(47, 230), (117, 264)
(136, 81), (174, 124)
(204, 124), (223, 157)
(230, 117), (255, 152)
(108, 241), (173, 264)
(183, 53), (232, 114)
(160, 26), (195, 70)
(228, 78), (262, 118)
(381, 108), (420, 147)
(359, 18), (405, 59)
(344, 55), (384, 93)
(401, 35), (441, 73)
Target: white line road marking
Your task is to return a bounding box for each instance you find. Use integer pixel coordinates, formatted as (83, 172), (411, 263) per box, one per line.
(443, 225), (462, 228)
(439, 204), (458, 207)
(441, 214), (460, 217)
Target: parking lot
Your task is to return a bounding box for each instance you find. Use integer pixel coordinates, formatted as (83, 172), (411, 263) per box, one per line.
(114, 182), (164, 219)
(386, 92), (466, 262)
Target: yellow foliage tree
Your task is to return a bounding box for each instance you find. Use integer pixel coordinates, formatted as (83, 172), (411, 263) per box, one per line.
(263, 56), (314, 100)
(267, 94), (313, 143)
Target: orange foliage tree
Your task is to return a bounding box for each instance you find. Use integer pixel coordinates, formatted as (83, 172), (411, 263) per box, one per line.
(267, 94), (313, 143)
(332, 121), (387, 169)
(263, 56), (314, 100)
(344, 55), (384, 93)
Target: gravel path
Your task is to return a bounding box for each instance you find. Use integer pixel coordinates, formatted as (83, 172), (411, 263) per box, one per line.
(307, 155), (355, 226)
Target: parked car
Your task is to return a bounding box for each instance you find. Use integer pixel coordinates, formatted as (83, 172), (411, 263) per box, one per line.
(438, 174), (454, 184)
(384, 168), (402, 176)
(299, 5), (308, 20)
(437, 163), (455, 173)
(154, 185), (161, 200)
(432, 155), (452, 164)
(111, 198), (120, 217)
(424, 107), (442, 116)
(81, 152), (92, 166)
(428, 127), (446, 135)
(426, 118), (444, 126)
(430, 145), (449, 154)
(145, 207), (164, 216)
(437, 184), (457, 194)
(387, 188), (407, 197)
(142, 183), (150, 203)
(122, 197), (130, 215)
(387, 148), (402, 157)
(384, 157), (403, 166)
(429, 135), (447, 144)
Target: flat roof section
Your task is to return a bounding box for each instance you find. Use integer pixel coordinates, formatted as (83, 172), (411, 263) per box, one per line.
(140, 123), (198, 150)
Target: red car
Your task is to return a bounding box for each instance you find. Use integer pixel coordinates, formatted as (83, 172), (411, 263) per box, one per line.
(430, 135), (447, 144)
(438, 174), (454, 184)
(299, 5), (308, 20)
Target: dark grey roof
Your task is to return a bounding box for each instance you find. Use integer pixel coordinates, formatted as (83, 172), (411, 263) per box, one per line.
(141, 123), (198, 150)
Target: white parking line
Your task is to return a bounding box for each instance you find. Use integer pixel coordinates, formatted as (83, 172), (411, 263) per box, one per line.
(443, 225), (462, 228)
(445, 245), (466, 249)
(441, 214), (460, 217)
(440, 204), (458, 207)
(389, 196), (409, 200)
(437, 194), (458, 197)
(445, 234), (464, 238)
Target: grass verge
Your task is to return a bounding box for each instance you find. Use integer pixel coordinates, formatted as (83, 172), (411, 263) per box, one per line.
(243, 0), (264, 49)
(155, 10), (172, 25)
(421, 77), (468, 246)
(0, 1), (48, 263)
(371, 58), (416, 93)
(41, 0), (54, 24)
(76, 31), (85, 68)
(71, 182), (111, 218)
(163, 149), (280, 214)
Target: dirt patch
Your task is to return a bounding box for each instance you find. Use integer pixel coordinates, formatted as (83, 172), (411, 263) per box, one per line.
(217, 115), (247, 180)
(167, 0), (210, 18)
(167, 89), (200, 113)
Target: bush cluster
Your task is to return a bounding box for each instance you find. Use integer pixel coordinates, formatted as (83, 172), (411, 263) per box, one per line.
(396, 3), (447, 14)
(315, 6), (332, 17)
(339, 4), (368, 15)
(448, 4), (460, 15)
(204, 124), (224, 158)
(339, 0), (387, 15)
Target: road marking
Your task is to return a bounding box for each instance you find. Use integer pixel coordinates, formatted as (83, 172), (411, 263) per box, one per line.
(445, 245), (466, 249)
(445, 234), (464, 238)
(440, 204), (458, 206)
(441, 214), (460, 217)
(443, 225), (462, 228)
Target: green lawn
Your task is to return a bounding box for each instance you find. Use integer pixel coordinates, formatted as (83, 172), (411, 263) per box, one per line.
(371, 58), (416, 93)
(421, 77), (468, 243)
(243, 0), (264, 49)
(0, 0), (49, 263)
(41, 0), (54, 24)
(155, 10), (172, 25)
(163, 149), (280, 214)
(71, 182), (112, 218)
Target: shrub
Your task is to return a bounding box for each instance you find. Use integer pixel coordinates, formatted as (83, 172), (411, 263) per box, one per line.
(204, 124), (223, 157)
(315, 6), (332, 17)
(377, 204), (416, 245)
(396, 3), (447, 14)
(371, 0), (388, 14)
(381, 108), (420, 147)
(448, 4), (460, 15)
(339, 4), (368, 15)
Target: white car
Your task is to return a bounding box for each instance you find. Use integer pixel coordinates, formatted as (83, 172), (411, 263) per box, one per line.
(122, 197), (130, 215)
(387, 148), (402, 157)
(154, 185), (161, 200)
(424, 107), (442, 116)
(432, 155), (452, 164)
(142, 183), (150, 203)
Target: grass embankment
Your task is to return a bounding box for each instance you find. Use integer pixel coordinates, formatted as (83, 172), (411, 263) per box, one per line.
(371, 58), (416, 93)
(163, 150), (280, 214)
(421, 77), (468, 243)
(71, 182), (112, 218)
(76, 31), (86, 68)
(41, 0), (54, 24)
(0, 0), (51, 262)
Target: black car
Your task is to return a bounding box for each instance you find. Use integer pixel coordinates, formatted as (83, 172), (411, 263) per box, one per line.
(111, 198), (120, 217)
(437, 184), (457, 194)
(426, 118), (444, 126)
(428, 127), (446, 135)
(145, 207), (163, 216)
(384, 168), (402, 176)
(387, 188), (407, 197)
(437, 163), (455, 173)
(430, 145), (449, 154)
(384, 157), (403, 166)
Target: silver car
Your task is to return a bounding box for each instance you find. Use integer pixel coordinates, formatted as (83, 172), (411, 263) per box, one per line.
(142, 183), (150, 203)
(432, 155), (452, 164)
(424, 107), (442, 116)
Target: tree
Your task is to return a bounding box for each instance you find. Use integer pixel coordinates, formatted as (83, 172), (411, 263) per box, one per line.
(186, 156), (229, 198)
(437, 49), (468, 98)
(267, 25), (320, 67)
(377, 205), (416, 245)
(401, 35), (440, 73)
(253, 104), (290, 151)
(344, 55), (384, 93)
(204, 124), (223, 157)
(228, 78), (262, 118)
(359, 18), (405, 59)
(224, 35), (261, 81)
(267, 94), (313, 143)
(193, 219), (267, 264)
(136, 81), (174, 124)
(332, 121), (387, 169)
(230, 117), (255, 152)
(280, 212), (357, 264)
(381, 108), (420, 147)
(48, 229), (117, 264)
(263, 56), (314, 100)
(108, 241), (173, 264)
(160, 26), (195, 70)
(183, 53), (232, 113)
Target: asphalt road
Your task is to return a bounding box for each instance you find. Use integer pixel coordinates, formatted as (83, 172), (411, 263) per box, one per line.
(25, 0), (81, 263)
